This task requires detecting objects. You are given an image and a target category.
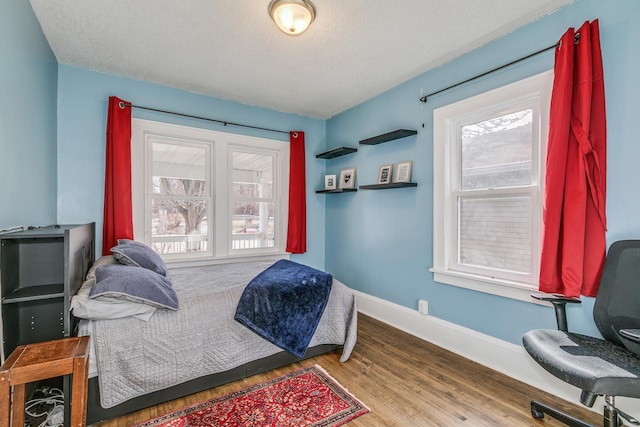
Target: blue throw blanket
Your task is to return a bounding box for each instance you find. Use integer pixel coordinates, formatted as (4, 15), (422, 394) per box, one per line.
(234, 259), (333, 357)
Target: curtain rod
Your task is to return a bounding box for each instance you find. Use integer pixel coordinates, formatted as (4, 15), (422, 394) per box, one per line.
(118, 101), (290, 135)
(418, 34), (580, 103)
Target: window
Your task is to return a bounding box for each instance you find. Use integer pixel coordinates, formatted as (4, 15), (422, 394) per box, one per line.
(229, 148), (277, 251)
(431, 71), (553, 302)
(149, 139), (211, 256)
(131, 119), (289, 265)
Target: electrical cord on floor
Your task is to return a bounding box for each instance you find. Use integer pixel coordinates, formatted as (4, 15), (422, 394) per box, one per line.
(24, 387), (64, 427)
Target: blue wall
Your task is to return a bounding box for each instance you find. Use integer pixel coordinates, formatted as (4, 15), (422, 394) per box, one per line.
(0, 0), (57, 228)
(55, 66), (327, 269)
(325, 0), (640, 344)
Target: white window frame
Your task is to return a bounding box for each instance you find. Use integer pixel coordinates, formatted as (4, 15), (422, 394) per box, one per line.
(131, 118), (290, 267)
(227, 145), (281, 256)
(431, 70), (553, 303)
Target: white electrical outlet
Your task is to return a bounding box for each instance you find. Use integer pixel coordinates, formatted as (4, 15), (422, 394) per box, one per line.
(418, 299), (429, 315)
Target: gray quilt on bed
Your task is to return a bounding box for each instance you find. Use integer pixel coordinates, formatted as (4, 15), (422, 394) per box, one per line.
(91, 261), (358, 408)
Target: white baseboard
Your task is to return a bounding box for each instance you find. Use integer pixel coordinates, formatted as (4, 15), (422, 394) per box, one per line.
(353, 290), (640, 419)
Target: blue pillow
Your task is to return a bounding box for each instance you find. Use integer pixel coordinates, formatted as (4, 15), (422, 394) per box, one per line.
(90, 264), (178, 310)
(111, 240), (167, 276)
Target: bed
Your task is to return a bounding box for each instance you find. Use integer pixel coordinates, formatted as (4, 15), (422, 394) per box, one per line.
(70, 251), (358, 425)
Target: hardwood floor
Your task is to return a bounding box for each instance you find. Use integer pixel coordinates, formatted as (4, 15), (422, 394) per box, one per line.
(92, 314), (602, 426)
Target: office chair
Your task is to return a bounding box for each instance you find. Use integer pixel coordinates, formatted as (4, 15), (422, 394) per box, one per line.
(523, 240), (640, 427)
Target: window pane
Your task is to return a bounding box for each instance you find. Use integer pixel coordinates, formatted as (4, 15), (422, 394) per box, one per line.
(232, 201), (275, 250)
(232, 152), (273, 198)
(152, 142), (206, 195)
(461, 110), (532, 190)
(231, 150), (276, 251)
(458, 195), (532, 274)
(150, 198), (208, 254)
(149, 141), (210, 256)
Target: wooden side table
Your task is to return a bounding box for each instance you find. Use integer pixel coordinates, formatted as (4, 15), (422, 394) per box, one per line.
(0, 336), (90, 427)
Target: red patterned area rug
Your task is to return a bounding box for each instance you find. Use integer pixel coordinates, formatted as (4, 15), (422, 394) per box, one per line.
(133, 365), (369, 427)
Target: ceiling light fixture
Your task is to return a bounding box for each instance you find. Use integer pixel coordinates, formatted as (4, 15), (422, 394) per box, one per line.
(268, 0), (316, 36)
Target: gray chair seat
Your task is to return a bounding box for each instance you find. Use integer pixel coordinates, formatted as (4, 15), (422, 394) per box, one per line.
(523, 329), (640, 398)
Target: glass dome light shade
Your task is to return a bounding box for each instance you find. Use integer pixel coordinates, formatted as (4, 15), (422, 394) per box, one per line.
(269, 0), (316, 36)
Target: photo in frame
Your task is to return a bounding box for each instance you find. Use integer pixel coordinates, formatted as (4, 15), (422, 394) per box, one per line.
(377, 164), (393, 184)
(394, 161), (413, 183)
(324, 174), (337, 190)
(339, 167), (356, 189)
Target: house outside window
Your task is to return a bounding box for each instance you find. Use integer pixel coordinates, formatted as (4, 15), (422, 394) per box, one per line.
(229, 148), (278, 252)
(431, 71), (553, 302)
(131, 119), (289, 266)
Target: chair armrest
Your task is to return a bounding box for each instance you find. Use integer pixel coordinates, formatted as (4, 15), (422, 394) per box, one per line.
(531, 293), (581, 332)
(620, 329), (640, 343)
(530, 293), (582, 304)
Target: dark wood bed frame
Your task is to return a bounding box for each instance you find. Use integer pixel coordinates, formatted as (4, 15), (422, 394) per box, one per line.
(85, 343), (341, 424)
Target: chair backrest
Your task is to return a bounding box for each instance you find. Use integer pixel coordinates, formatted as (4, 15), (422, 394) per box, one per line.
(593, 240), (640, 354)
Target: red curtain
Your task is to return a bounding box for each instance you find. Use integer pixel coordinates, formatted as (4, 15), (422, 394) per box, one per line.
(286, 131), (307, 254)
(102, 96), (134, 255)
(539, 20), (607, 298)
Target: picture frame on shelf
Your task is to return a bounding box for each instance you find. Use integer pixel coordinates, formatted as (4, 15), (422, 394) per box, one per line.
(339, 167), (356, 189)
(377, 164), (393, 184)
(394, 161), (413, 183)
(324, 174), (337, 190)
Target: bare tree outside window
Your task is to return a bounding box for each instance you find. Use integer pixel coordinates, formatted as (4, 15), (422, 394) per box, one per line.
(457, 109), (535, 274)
(461, 110), (533, 190)
(150, 142), (209, 254)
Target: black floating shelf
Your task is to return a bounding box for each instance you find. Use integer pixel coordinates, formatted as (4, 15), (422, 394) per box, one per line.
(315, 147), (357, 159)
(359, 182), (418, 190)
(315, 188), (358, 194)
(359, 129), (417, 145)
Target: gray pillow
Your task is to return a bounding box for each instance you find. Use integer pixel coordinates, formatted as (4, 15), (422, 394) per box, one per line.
(71, 278), (157, 321)
(86, 255), (118, 280)
(111, 240), (167, 276)
(90, 264), (178, 310)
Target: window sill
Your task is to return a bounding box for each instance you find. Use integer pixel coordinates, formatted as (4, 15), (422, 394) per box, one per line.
(429, 267), (543, 304)
(167, 252), (290, 269)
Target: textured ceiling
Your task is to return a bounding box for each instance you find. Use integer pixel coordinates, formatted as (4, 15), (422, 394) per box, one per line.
(29, 0), (573, 119)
